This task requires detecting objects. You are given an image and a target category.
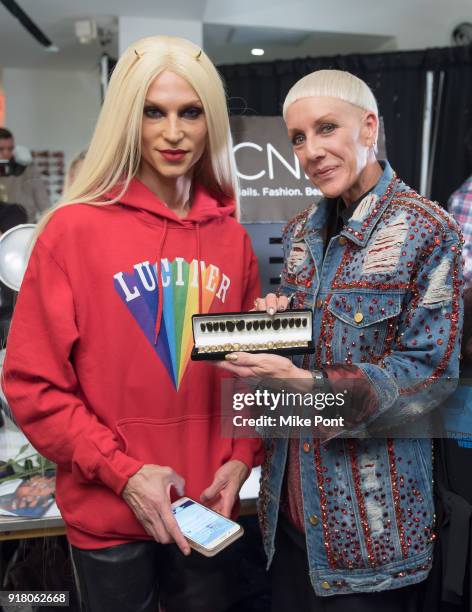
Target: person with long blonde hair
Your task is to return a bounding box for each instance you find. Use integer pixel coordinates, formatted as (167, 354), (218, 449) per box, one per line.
(2, 36), (262, 612)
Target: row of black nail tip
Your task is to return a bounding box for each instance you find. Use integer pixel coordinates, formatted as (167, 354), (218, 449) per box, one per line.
(199, 318), (308, 333)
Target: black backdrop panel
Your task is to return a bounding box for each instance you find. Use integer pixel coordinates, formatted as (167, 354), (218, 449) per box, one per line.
(431, 64), (472, 204)
(243, 223), (284, 297)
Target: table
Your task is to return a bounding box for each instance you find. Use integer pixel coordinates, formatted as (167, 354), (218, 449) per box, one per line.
(0, 414), (64, 541)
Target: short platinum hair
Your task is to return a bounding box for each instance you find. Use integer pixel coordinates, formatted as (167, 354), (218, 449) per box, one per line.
(283, 69), (379, 120)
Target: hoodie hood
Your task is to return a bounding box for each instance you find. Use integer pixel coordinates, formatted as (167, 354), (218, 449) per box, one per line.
(112, 177), (236, 226)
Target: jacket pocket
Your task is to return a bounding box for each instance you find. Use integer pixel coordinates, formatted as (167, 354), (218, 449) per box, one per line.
(327, 291), (403, 362)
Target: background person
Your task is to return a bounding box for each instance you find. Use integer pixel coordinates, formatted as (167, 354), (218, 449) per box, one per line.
(220, 69), (464, 611)
(0, 127), (49, 221)
(2, 36), (262, 612)
(448, 127), (472, 288)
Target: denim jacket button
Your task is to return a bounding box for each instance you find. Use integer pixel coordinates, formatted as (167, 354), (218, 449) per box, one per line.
(316, 298), (324, 309)
(321, 580), (331, 590)
(303, 442), (311, 453)
(339, 236), (347, 246)
(354, 312), (364, 324)
(309, 514), (319, 526)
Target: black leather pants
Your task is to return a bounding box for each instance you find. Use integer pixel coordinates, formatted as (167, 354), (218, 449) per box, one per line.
(71, 540), (238, 612)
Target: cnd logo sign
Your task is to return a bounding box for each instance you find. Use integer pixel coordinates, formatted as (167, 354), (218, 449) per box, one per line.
(229, 117), (321, 220)
(233, 142), (309, 182)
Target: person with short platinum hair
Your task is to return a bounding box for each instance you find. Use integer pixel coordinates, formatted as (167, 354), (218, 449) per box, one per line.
(220, 69), (464, 611)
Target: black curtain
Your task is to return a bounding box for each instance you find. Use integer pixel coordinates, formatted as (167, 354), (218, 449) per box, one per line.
(219, 46), (472, 203)
(429, 46), (472, 204)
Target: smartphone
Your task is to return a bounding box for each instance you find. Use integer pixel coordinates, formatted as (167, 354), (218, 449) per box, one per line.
(171, 497), (243, 557)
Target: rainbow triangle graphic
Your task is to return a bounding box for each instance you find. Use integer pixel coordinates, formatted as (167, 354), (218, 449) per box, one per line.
(114, 259), (218, 389)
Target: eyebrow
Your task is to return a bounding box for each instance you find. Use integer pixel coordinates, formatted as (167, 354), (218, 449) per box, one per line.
(288, 113), (338, 134)
(143, 98), (203, 108)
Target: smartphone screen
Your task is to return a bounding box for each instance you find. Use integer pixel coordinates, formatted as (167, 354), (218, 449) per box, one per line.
(172, 499), (239, 550)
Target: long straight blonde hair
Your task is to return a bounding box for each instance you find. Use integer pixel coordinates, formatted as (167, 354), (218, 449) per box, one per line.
(37, 35), (239, 236)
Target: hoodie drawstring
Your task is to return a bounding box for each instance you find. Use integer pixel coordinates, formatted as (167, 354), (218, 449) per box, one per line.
(154, 219), (202, 344)
(154, 219), (168, 344)
(196, 222), (203, 316)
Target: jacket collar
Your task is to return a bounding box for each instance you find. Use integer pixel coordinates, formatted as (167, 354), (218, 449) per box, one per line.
(303, 160), (399, 246)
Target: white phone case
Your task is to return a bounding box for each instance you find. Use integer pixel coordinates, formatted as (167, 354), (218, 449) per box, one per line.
(171, 497), (244, 557)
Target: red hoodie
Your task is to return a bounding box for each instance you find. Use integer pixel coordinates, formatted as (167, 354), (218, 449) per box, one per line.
(2, 179), (263, 549)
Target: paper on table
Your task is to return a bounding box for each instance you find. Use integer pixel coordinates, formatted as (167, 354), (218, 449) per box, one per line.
(0, 475), (56, 518)
(43, 502), (61, 518)
(0, 479), (23, 494)
(0, 479), (24, 516)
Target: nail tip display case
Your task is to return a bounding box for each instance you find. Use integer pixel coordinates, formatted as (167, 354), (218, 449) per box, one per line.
(191, 309), (314, 360)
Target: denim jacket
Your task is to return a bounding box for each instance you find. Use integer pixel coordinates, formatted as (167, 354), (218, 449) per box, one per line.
(258, 161), (464, 596)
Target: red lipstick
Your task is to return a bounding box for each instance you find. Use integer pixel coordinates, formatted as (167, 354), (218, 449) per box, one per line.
(159, 149), (188, 162)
